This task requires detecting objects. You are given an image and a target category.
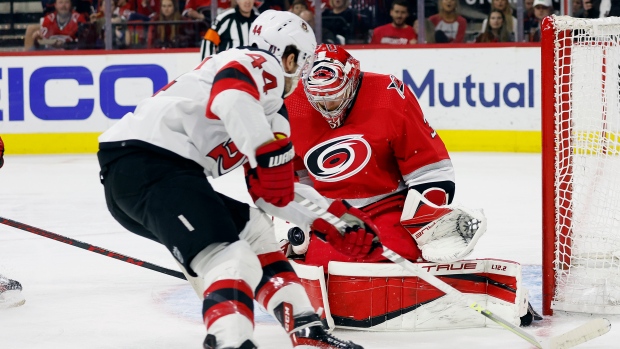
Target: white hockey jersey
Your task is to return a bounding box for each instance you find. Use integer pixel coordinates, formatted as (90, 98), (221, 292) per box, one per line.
(99, 47), (290, 178)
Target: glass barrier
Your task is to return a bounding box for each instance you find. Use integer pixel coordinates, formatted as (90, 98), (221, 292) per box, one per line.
(0, 0), (566, 52)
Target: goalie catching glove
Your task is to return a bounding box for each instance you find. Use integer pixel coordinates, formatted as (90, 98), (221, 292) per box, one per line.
(245, 137), (296, 207)
(401, 189), (487, 263)
(311, 200), (378, 258)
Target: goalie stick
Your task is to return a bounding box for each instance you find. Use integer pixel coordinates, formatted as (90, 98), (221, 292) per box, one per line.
(293, 194), (611, 349)
(0, 216), (187, 281)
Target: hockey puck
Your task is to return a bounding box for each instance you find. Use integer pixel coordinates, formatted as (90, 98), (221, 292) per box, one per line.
(288, 227), (306, 246)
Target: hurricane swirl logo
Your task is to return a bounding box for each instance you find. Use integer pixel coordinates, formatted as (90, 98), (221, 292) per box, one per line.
(304, 135), (371, 182)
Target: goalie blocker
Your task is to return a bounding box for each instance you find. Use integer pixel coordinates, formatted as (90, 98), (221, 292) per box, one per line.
(290, 258), (531, 331)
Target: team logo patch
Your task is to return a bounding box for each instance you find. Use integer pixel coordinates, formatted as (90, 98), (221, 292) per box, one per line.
(206, 139), (246, 176)
(387, 75), (405, 99)
(304, 135), (371, 182)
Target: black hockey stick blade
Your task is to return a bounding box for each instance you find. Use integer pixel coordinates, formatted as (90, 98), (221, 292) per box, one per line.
(0, 216), (186, 280)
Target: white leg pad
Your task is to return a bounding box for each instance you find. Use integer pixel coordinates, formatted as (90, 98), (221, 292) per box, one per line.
(321, 258), (525, 331)
(289, 261), (335, 330)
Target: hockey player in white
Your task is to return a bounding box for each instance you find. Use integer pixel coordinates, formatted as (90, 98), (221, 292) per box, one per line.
(98, 10), (369, 349)
(0, 137), (25, 310)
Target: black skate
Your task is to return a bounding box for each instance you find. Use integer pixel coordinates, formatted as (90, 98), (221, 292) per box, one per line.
(520, 302), (543, 327)
(274, 303), (363, 349)
(203, 334), (257, 349)
(0, 275), (25, 308)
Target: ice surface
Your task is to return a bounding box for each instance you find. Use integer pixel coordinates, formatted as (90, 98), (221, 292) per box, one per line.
(0, 153), (618, 348)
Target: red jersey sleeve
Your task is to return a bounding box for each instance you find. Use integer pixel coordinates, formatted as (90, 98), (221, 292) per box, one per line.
(454, 16), (467, 43)
(390, 83), (452, 183)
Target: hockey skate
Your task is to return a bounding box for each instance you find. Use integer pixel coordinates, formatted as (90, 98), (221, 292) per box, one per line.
(203, 334), (257, 349)
(274, 303), (363, 349)
(0, 275), (25, 309)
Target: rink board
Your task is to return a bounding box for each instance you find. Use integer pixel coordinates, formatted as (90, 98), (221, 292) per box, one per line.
(0, 46), (541, 154)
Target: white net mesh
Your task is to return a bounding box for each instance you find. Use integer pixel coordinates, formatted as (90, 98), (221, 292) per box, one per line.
(552, 16), (620, 314)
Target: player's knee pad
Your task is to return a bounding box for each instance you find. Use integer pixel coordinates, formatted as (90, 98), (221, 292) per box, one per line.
(190, 240), (262, 292)
(239, 207), (280, 255)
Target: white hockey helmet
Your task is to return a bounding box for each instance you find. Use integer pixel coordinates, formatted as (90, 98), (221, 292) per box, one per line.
(249, 10), (317, 82)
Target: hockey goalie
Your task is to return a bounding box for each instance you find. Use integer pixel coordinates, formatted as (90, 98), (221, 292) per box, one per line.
(256, 44), (541, 332)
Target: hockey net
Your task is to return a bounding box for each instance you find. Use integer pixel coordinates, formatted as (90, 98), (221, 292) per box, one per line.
(542, 15), (620, 315)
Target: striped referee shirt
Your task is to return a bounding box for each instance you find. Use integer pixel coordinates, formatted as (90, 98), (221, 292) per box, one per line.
(200, 7), (259, 60)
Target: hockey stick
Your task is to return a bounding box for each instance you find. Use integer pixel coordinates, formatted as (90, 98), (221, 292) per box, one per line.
(0, 216), (187, 281)
(293, 194), (611, 349)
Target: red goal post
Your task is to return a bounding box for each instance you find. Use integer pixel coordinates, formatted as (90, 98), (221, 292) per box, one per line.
(542, 15), (620, 316)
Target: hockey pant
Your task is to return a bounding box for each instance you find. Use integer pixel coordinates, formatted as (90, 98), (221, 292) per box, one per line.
(99, 147), (314, 346)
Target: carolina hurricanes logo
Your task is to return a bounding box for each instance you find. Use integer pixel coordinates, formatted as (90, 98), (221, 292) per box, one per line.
(304, 135), (371, 182)
(206, 139), (246, 176)
(387, 75), (405, 99)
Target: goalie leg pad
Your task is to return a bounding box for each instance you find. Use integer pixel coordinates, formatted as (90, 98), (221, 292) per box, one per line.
(401, 189), (487, 262)
(323, 259), (525, 331)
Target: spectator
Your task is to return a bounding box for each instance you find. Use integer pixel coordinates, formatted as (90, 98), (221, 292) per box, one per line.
(289, 0), (330, 14)
(257, 0), (289, 12)
(522, 0), (536, 42)
(575, 0), (600, 17)
(89, 0), (145, 48)
(298, 8), (338, 44)
(200, 0), (258, 59)
(529, 0), (552, 42)
(599, 0), (619, 17)
(370, 0), (416, 44)
(475, 9), (513, 42)
(322, 0), (370, 44)
(572, 0), (583, 15)
(182, 0), (231, 22)
(413, 18), (437, 43)
(132, 0), (160, 18)
(480, 0), (517, 38)
(428, 0), (467, 43)
(24, 0), (54, 50)
(289, 0), (307, 14)
(147, 0), (193, 47)
(31, 0), (95, 49)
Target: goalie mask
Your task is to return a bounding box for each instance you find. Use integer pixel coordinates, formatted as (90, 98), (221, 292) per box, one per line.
(302, 44), (361, 129)
(249, 10), (317, 97)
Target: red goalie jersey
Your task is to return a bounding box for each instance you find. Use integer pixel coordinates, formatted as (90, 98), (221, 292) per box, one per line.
(286, 72), (453, 205)
(285, 69), (455, 267)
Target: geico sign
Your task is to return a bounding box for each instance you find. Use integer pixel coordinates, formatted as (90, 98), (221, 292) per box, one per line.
(2, 64), (168, 121)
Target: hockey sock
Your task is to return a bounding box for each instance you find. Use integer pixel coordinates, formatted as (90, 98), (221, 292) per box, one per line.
(255, 251), (315, 318)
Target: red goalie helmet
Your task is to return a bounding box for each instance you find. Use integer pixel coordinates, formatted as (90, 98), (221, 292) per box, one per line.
(302, 44), (361, 129)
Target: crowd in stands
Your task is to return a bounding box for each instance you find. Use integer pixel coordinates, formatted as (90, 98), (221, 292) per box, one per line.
(7, 0), (620, 51)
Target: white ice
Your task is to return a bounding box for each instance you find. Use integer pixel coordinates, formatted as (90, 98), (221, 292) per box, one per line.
(0, 153), (618, 349)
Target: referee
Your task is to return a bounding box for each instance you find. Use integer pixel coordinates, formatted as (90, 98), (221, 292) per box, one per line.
(200, 0), (260, 60)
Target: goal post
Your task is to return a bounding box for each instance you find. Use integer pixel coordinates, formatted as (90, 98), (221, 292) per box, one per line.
(542, 15), (620, 316)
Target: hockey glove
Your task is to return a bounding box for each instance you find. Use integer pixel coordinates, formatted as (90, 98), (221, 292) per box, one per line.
(401, 189), (487, 262)
(310, 200), (378, 258)
(0, 136), (4, 168)
(245, 137), (296, 207)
